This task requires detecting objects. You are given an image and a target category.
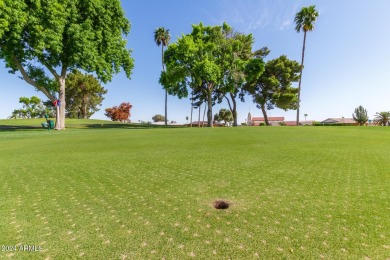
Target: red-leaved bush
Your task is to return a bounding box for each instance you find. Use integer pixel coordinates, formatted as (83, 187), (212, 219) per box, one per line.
(105, 102), (132, 122)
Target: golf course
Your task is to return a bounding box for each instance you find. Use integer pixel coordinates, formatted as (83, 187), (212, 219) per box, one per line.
(1, 120), (389, 259)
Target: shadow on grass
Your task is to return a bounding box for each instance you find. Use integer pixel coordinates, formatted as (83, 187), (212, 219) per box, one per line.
(69, 123), (185, 130)
(0, 123), (185, 131)
(0, 125), (44, 131)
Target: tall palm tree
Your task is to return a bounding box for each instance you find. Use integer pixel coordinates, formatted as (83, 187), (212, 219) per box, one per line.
(295, 5), (319, 126)
(154, 27), (171, 126)
(374, 111), (390, 126)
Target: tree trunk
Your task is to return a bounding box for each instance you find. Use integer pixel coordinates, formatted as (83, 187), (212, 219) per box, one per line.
(162, 45), (167, 126)
(11, 54), (56, 105)
(56, 76), (66, 129)
(165, 90), (168, 126)
(206, 85), (213, 127)
(230, 93), (237, 127)
(55, 105), (60, 128)
(190, 91), (193, 127)
(198, 102), (201, 127)
(10, 53), (67, 128)
(83, 103), (88, 119)
(81, 95), (88, 119)
(296, 31), (307, 126)
(202, 102), (206, 127)
(260, 104), (269, 126)
(224, 93), (238, 127)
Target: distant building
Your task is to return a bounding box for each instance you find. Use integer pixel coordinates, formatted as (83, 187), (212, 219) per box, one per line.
(320, 118), (357, 125)
(247, 112), (312, 126)
(247, 113), (284, 126)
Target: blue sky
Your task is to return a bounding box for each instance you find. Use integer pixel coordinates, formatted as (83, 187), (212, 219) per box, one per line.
(1, 0), (390, 123)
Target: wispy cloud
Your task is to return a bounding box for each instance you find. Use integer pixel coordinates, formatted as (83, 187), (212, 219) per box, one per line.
(279, 20), (291, 30)
(209, 0), (303, 32)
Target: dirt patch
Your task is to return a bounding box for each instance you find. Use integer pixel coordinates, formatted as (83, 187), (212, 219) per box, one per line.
(213, 200), (230, 209)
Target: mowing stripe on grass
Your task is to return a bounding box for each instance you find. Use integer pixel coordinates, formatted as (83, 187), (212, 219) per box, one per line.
(0, 125), (389, 258)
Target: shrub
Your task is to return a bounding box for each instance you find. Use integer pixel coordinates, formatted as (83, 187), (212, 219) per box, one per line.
(105, 102), (132, 123)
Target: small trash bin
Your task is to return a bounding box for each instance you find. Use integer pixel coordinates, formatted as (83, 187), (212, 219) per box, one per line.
(48, 120), (54, 130)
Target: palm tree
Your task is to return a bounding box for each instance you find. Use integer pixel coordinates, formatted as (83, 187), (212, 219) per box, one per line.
(294, 5), (319, 126)
(374, 111), (390, 126)
(304, 113), (308, 124)
(154, 27), (171, 126)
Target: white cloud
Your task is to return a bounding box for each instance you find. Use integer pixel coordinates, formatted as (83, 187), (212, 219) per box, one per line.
(209, 0), (301, 33)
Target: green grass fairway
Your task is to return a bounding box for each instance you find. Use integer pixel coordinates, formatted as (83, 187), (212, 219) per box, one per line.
(1, 122), (389, 259)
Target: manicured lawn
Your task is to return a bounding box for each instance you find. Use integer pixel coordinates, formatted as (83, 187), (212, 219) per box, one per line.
(0, 121), (389, 259)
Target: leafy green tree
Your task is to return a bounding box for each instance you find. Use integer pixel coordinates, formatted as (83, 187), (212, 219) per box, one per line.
(213, 113), (221, 123)
(217, 31), (268, 126)
(160, 22), (229, 127)
(352, 106), (368, 126)
(154, 27), (171, 126)
(295, 5), (319, 125)
(214, 27), (262, 127)
(374, 111), (390, 126)
(0, 0), (134, 129)
(152, 114), (166, 122)
(215, 108), (233, 126)
(244, 55), (301, 126)
(215, 46), (267, 127)
(9, 96), (53, 119)
(65, 70), (107, 119)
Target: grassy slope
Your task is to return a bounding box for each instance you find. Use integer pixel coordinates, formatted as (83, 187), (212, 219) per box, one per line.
(0, 123), (389, 259)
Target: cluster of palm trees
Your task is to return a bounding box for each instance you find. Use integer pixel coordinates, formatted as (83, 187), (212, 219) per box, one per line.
(373, 111), (390, 126)
(154, 5), (319, 126)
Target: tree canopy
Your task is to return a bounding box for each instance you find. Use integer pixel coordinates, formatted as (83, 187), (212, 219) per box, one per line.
(160, 22), (230, 127)
(214, 29), (261, 127)
(160, 22), (269, 127)
(244, 55), (300, 126)
(105, 102), (132, 123)
(352, 105), (368, 126)
(0, 0), (134, 129)
(152, 114), (166, 122)
(214, 108), (233, 126)
(374, 111), (390, 126)
(65, 70), (107, 119)
(9, 96), (53, 119)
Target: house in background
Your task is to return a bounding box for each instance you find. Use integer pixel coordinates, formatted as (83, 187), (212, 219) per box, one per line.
(247, 112), (315, 126)
(320, 118), (357, 125)
(247, 113), (285, 126)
